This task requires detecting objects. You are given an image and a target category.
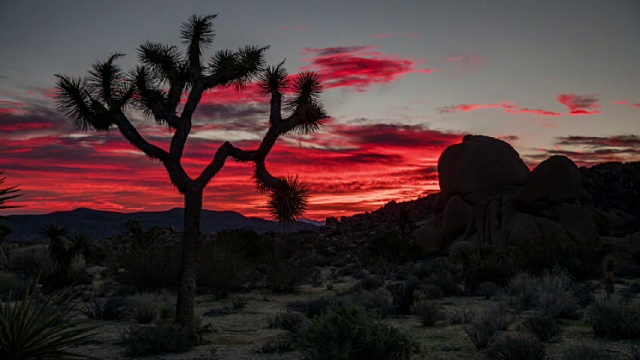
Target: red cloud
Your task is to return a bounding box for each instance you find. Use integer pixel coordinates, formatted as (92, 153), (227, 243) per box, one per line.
(0, 98), (465, 219)
(613, 100), (640, 109)
(439, 102), (517, 113)
(557, 94), (601, 115)
(504, 108), (562, 116)
(301, 46), (437, 91)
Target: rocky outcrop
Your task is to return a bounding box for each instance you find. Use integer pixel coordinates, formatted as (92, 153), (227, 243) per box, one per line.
(438, 135), (530, 199)
(580, 161), (640, 233)
(413, 135), (605, 269)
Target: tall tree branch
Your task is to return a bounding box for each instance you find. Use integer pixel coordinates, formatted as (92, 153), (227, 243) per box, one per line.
(114, 113), (168, 162)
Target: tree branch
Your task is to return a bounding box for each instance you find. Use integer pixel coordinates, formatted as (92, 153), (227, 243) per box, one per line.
(114, 113), (169, 162)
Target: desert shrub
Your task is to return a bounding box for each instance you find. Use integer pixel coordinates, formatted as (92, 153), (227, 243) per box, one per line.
(457, 244), (515, 292)
(231, 295), (248, 310)
(287, 297), (339, 318)
(81, 296), (131, 320)
(506, 273), (541, 310)
(521, 315), (562, 343)
(298, 305), (417, 360)
(488, 301), (515, 331)
(628, 343), (640, 360)
(462, 308), (501, 349)
(572, 282), (595, 307)
(214, 228), (273, 264)
(369, 232), (413, 262)
(353, 275), (385, 291)
(265, 259), (313, 293)
(390, 281), (419, 315)
(476, 281), (500, 299)
(559, 342), (617, 360)
(410, 299), (445, 326)
(116, 243), (181, 291)
(121, 323), (192, 356)
(587, 295), (640, 339)
(342, 289), (395, 318)
(449, 308), (473, 325)
(131, 294), (157, 324)
(622, 281), (640, 300)
(0, 281), (95, 359)
(267, 311), (308, 333)
(486, 333), (548, 360)
(259, 334), (294, 354)
(418, 283), (444, 299)
(535, 285), (581, 320)
(0, 271), (25, 300)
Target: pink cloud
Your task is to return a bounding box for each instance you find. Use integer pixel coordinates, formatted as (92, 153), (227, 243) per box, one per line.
(613, 100), (640, 109)
(504, 108), (562, 116)
(301, 46), (437, 91)
(557, 94), (601, 115)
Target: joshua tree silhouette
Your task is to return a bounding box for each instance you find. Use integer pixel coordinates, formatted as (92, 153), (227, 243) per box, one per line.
(55, 14), (327, 336)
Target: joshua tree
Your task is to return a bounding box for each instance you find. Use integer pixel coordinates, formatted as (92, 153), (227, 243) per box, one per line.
(0, 173), (21, 218)
(0, 172), (20, 262)
(55, 14), (327, 335)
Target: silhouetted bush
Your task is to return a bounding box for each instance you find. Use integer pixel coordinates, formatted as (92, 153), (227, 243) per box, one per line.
(521, 315), (562, 343)
(266, 311), (309, 333)
(266, 259), (314, 293)
(464, 246), (515, 292)
(259, 334), (294, 354)
(343, 289), (395, 318)
(559, 342), (617, 360)
(587, 295), (640, 339)
(116, 243), (181, 291)
(0, 281), (95, 359)
(535, 275), (580, 320)
(475, 281), (500, 299)
(353, 275), (385, 291)
(298, 305), (417, 360)
(287, 297), (339, 318)
(462, 308), (500, 349)
(121, 324), (192, 356)
(411, 299), (445, 326)
(418, 283), (444, 299)
(81, 296), (131, 320)
(486, 333), (548, 360)
(0, 270), (25, 301)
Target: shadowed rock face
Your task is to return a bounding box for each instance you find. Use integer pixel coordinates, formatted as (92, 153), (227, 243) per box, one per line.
(438, 135), (530, 199)
(415, 135), (606, 268)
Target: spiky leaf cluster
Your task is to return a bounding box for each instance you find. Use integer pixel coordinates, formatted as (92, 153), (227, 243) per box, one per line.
(258, 62), (289, 95)
(0, 173), (20, 213)
(267, 176), (310, 224)
(0, 280), (96, 359)
(285, 72), (328, 133)
(208, 45), (268, 89)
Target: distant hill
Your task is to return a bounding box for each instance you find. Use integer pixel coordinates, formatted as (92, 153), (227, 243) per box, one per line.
(4, 208), (319, 242)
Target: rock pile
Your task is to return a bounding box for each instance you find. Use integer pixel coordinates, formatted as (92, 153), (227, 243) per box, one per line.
(413, 135), (618, 268)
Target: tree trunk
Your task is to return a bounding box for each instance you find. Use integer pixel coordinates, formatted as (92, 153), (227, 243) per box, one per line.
(176, 187), (203, 338)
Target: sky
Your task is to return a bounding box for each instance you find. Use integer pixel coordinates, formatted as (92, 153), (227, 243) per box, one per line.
(1, 0), (639, 220)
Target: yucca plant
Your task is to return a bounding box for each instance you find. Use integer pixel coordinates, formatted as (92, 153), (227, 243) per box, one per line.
(0, 280), (96, 359)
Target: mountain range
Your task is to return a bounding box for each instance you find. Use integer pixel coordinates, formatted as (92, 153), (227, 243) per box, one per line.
(4, 208), (320, 242)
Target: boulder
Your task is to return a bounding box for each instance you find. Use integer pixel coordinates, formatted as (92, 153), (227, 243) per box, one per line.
(438, 135), (530, 198)
(550, 203), (599, 249)
(516, 155), (581, 207)
(441, 195), (473, 238)
(506, 213), (543, 248)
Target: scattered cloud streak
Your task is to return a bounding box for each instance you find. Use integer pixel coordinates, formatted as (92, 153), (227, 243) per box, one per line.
(613, 100), (640, 109)
(525, 134), (640, 166)
(301, 46), (437, 91)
